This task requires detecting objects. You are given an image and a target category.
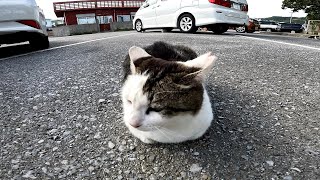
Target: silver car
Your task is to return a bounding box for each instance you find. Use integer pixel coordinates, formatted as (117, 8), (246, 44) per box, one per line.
(0, 0), (49, 49)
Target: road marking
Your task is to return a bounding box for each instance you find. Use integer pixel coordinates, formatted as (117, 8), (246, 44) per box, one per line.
(239, 35), (320, 51)
(0, 33), (135, 61)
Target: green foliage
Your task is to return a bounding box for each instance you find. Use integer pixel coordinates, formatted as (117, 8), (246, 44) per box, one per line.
(261, 16), (306, 24)
(282, 0), (320, 20)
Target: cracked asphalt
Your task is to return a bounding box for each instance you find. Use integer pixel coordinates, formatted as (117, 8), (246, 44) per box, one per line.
(0, 31), (319, 179)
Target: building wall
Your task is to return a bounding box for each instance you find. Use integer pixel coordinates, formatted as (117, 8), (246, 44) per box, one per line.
(110, 21), (133, 31)
(65, 11), (78, 25)
(52, 24), (99, 37)
(63, 8), (138, 26)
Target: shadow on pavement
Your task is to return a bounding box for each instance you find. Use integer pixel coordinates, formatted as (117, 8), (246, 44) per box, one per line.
(142, 30), (236, 36)
(138, 85), (285, 179)
(0, 44), (35, 59)
(0, 40), (79, 60)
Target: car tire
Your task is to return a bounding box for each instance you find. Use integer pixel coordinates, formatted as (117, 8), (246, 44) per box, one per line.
(135, 20), (143, 32)
(29, 35), (49, 49)
(266, 29), (272, 32)
(178, 14), (197, 33)
(236, 26), (246, 33)
(212, 25), (228, 34)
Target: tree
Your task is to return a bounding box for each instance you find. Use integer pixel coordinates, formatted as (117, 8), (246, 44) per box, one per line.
(282, 0), (320, 20)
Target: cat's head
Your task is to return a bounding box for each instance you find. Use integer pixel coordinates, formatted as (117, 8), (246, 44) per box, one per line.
(122, 46), (216, 131)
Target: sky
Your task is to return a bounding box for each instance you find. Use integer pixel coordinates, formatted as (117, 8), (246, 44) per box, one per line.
(36, 0), (307, 20)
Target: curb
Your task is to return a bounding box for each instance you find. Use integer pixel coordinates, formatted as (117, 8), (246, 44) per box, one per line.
(259, 31), (320, 39)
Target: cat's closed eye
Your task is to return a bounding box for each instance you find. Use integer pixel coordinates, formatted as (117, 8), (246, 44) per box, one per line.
(146, 107), (162, 114)
(127, 100), (132, 104)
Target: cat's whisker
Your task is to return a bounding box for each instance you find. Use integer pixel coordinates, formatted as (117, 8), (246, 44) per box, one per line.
(115, 119), (125, 127)
(161, 127), (188, 138)
(150, 126), (187, 139)
(115, 119), (125, 124)
(154, 126), (173, 142)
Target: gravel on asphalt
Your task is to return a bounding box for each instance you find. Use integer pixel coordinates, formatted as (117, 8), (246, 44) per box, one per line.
(0, 31), (319, 179)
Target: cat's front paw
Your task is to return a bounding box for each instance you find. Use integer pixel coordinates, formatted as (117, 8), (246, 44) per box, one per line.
(139, 137), (155, 144)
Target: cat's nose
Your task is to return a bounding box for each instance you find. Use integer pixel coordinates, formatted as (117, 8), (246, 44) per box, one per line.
(129, 121), (141, 128)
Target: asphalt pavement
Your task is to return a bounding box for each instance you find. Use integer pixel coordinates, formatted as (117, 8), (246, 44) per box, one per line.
(0, 30), (319, 179)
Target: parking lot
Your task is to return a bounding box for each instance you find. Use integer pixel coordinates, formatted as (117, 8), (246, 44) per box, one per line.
(1, 31), (319, 179)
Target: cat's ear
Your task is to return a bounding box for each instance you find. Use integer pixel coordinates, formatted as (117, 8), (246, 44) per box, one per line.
(129, 46), (151, 74)
(182, 52), (217, 80)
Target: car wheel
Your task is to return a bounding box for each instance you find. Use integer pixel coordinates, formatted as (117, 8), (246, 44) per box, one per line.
(266, 29), (272, 32)
(29, 35), (49, 49)
(236, 26), (246, 33)
(135, 20), (143, 32)
(178, 14), (197, 33)
(212, 25), (228, 34)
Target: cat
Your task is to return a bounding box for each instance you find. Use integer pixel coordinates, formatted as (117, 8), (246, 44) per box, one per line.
(121, 41), (216, 143)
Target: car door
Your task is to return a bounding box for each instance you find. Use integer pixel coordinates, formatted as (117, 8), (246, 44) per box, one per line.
(155, 0), (181, 27)
(139, 0), (158, 28)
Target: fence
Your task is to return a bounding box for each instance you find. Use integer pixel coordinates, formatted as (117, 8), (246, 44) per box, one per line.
(307, 20), (320, 35)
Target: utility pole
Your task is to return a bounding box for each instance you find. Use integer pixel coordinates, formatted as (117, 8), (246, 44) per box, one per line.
(95, 0), (100, 32)
(290, 11), (293, 23)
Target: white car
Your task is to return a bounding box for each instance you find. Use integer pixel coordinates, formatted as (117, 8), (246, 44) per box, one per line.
(133, 0), (249, 34)
(46, 19), (53, 31)
(258, 21), (278, 32)
(0, 0), (49, 49)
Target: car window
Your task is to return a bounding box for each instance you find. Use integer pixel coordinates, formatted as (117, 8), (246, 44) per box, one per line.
(146, 0), (158, 6)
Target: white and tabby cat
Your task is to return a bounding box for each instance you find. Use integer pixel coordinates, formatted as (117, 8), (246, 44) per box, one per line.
(121, 42), (216, 143)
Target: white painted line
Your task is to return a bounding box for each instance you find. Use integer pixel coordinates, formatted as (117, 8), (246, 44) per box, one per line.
(0, 33), (135, 61)
(239, 35), (320, 51)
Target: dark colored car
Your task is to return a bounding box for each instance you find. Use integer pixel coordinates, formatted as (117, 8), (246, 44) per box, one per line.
(276, 23), (303, 33)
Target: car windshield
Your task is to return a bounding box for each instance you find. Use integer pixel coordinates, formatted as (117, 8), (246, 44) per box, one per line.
(260, 21), (276, 25)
